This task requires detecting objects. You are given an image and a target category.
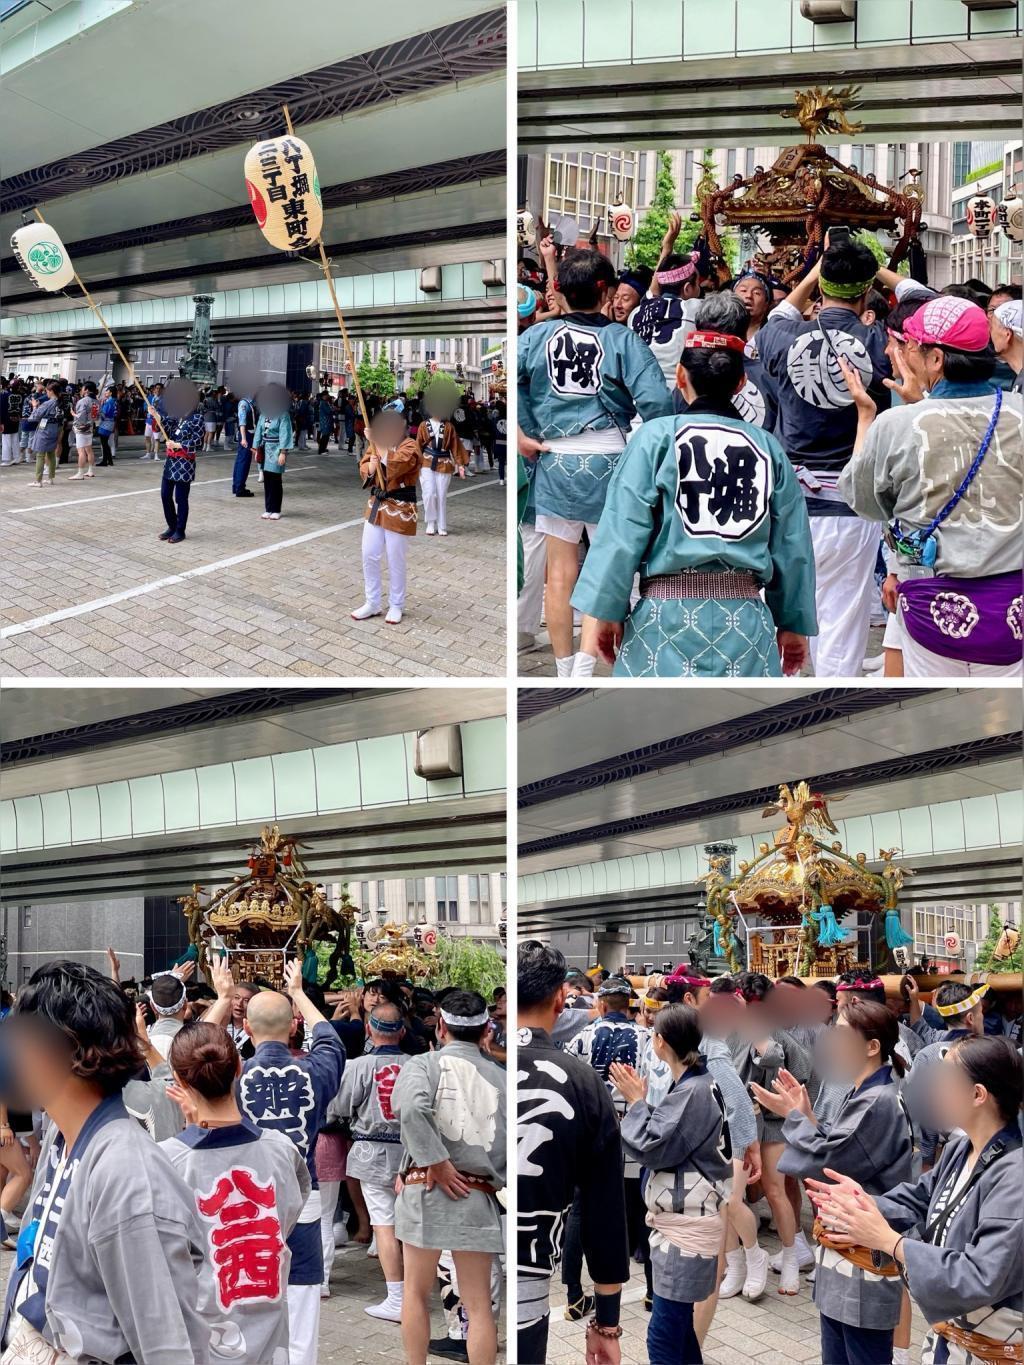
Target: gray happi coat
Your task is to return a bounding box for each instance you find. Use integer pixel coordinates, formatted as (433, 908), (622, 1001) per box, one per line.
(875, 1125), (1023, 1361)
(161, 1120), (311, 1365)
(730, 1028), (811, 1143)
(779, 1064), (914, 1329)
(1, 1096), (210, 1363)
(620, 1060), (732, 1303)
(327, 1045), (411, 1187)
(393, 1040), (506, 1253)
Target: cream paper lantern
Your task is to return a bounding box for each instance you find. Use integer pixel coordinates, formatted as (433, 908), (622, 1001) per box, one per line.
(516, 208), (536, 247)
(10, 222), (76, 292)
(966, 194), (996, 240)
(609, 200), (635, 242)
(997, 192), (1024, 243)
(244, 135), (323, 251)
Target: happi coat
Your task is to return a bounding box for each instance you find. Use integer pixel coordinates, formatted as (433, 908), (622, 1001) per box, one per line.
(327, 1045), (412, 1187)
(415, 419), (468, 476)
(392, 1040), (506, 1253)
(161, 1119), (310, 1365)
(570, 405), (817, 677)
(779, 1064), (914, 1329)
(518, 313), (674, 524)
(358, 439), (421, 535)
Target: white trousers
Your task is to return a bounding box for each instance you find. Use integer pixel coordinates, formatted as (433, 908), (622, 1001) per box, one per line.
(808, 515), (881, 678)
(420, 467), (452, 531)
(1, 433), (18, 465)
(896, 605), (1023, 677)
(361, 521), (408, 609)
(518, 524), (548, 635)
(319, 1179), (341, 1291)
(287, 1280), (321, 1365)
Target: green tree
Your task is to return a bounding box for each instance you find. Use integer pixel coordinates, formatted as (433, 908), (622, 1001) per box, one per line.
(852, 229), (909, 277)
(368, 352), (397, 400)
(406, 366), (433, 397)
(627, 148), (737, 273)
(626, 150), (677, 270)
(421, 933), (506, 998)
(975, 904), (1022, 974)
(356, 343), (374, 397)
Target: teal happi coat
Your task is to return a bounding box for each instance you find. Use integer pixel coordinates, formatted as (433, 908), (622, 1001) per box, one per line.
(571, 402), (818, 677)
(518, 312), (673, 523)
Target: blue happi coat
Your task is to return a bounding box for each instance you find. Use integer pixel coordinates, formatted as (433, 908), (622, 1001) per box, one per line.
(518, 312), (673, 523)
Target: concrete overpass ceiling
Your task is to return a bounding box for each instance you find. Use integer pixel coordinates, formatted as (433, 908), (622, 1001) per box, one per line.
(2, 1), (505, 318)
(1, 686), (506, 798)
(2, 794), (507, 903)
(517, 39), (1021, 148)
(517, 688), (1022, 874)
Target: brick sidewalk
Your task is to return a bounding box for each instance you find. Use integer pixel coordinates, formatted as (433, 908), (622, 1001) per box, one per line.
(1, 441), (506, 679)
(542, 1224), (929, 1365)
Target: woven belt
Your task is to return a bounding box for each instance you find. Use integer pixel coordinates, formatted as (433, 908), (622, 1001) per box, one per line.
(640, 570), (762, 601)
(404, 1165), (497, 1197)
(812, 1219), (900, 1278)
(934, 1323), (1022, 1363)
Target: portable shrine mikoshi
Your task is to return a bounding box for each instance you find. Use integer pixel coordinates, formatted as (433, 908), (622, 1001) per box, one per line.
(697, 86), (924, 285)
(700, 781), (915, 978)
(356, 921), (435, 981)
(179, 824), (356, 988)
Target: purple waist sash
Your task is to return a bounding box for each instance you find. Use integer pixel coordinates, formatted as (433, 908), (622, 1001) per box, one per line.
(898, 572), (1023, 665)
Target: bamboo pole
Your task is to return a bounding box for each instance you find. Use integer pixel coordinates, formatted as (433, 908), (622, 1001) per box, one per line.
(33, 208), (175, 447)
(281, 104), (372, 433)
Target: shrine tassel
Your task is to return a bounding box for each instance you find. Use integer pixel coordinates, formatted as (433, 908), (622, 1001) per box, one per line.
(885, 909), (915, 950)
(811, 904), (848, 948)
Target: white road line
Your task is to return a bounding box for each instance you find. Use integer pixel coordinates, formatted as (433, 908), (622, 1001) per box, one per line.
(0, 479), (496, 640)
(5, 464), (318, 513)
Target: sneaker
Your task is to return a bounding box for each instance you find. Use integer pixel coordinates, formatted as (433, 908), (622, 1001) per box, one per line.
(260, 512), (273, 519)
(863, 654), (884, 672)
(350, 603), (381, 621)
(742, 1246), (769, 1301)
(563, 1293), (595, 1322)
(27, 480), (43, 487)
(385, 606), (403, 625)
(268, 512), (281, 519)
(428, 1339), (468, 1362)
(719, 1249), (746, 1300)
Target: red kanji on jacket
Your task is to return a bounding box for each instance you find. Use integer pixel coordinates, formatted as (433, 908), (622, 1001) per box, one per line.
(196, 1166), (285, 1310)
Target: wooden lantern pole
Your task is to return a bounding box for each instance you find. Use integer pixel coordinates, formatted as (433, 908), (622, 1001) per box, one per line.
(282, 104), (371, 434)
(33, 208), (175, 446)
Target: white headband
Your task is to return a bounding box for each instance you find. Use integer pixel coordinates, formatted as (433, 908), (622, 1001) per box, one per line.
(440, 1007), (490, 1028)
(147, 971), (187, 1017)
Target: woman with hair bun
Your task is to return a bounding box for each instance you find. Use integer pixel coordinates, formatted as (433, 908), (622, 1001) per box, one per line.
(753, 998), (915, 1365)
(161, 1021), (310, 1364)
(572, 290), (818, 677)
(809, 1034), (1023, 1365)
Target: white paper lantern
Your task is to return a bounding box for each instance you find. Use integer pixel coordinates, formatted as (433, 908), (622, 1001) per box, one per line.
(516, 208), (536, 247)
(244, 135), (323, 251)
(966, 194), (996, 240)
(997, 193), (1024, 243)
(10, 222), (75, 292)
(609, 201), (635, 241)
(943, 932), (962, 955)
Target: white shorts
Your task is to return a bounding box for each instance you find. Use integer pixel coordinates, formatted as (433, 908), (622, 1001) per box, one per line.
(535, 513), (599, 545)
(74, 432), (93, 450)
(882, 612), (902, 650)
(362, 1180), (398, 1227)
(204, 421), (217, 433)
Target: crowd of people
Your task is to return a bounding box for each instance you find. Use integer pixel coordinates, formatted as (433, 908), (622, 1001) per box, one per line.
(516, 221), (1023, 679)
(517, 941), (1022, 1365)
(0, 956), (507, 1364)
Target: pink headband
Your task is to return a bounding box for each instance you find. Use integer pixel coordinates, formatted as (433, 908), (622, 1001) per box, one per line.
(656, 252), (699, 285)
(836, 978), (884, 992)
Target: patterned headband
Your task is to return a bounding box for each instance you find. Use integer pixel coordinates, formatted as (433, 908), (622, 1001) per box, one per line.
(684, 330), (747, 353)
(836, 978), (884, 992)
(656, 252), (699, 285)
(147, 970), (187, 1016)
(934, 982), (989, 1017)
(369, 1011), (405, 1034)
(642, 997), (667, 1011)
(440, 1007), (490, 1028)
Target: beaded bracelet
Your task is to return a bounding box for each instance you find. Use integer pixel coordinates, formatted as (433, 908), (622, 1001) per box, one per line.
(587, 1319), (623, 1340)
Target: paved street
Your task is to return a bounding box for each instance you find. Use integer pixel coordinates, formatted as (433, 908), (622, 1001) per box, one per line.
(0, 440), (506, 679)
(544, 1223), (929, 1365)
